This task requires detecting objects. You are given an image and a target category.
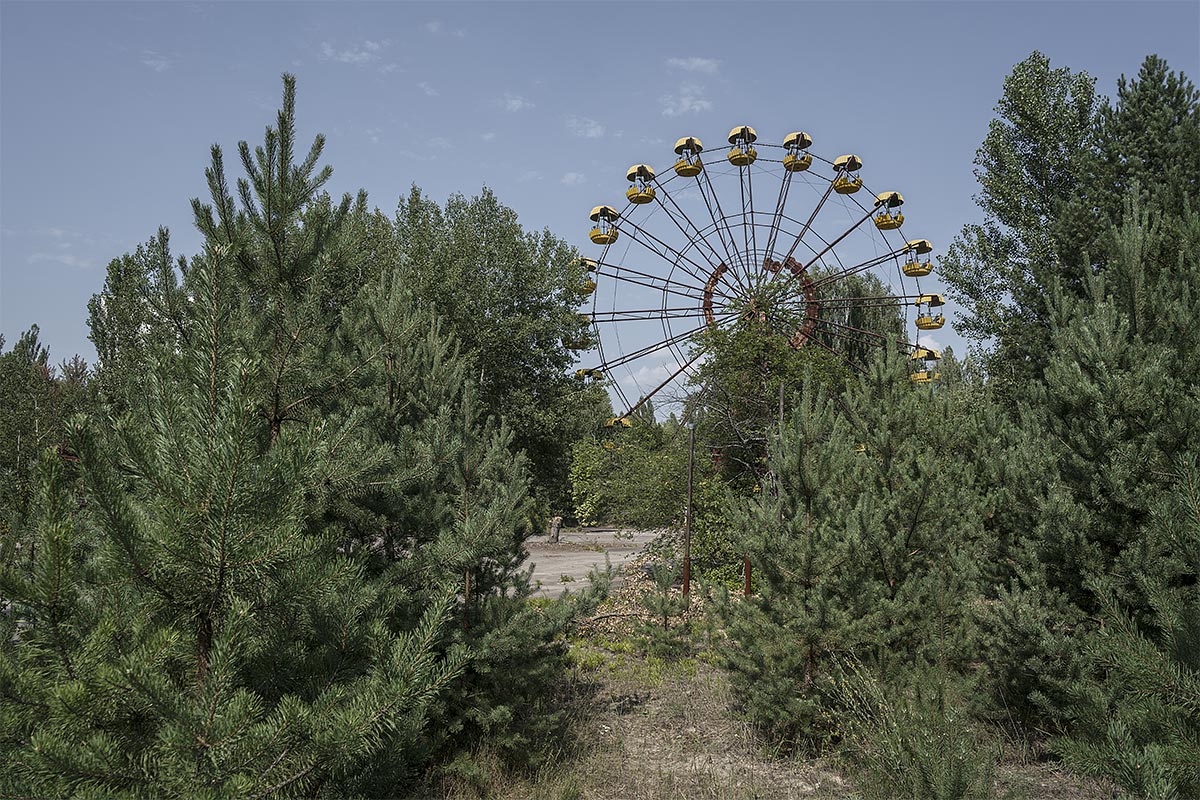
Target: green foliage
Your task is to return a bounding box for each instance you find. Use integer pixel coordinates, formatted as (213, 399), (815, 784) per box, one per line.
(87, 227), (185, 409)
(834, 661), (998, 800)
(1, 74), (601, 796)
(387, 185), (610, 520)
(1, 247), (467, 797)
(712, 354), (992, 749)
(1054, 456), (1200, 799)
(0, 328), (91, 532)
(636, 562), (691, 660)
(688, 319), (849, 485)
(568, 406), (687, 528)
(938, 51), (1099, 386)
(976, 198), (1200, 733)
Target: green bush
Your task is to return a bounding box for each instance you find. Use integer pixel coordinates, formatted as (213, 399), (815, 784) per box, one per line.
(833, 661), (999, 800)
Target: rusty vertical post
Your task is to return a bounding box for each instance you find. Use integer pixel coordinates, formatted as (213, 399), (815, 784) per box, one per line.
(683, 423), (695, 599)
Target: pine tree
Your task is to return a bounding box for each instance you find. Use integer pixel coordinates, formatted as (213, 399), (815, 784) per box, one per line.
(0, 246), (465, 797)
(714, 353), (991, 749)
(2, 73), (604, 795)
(1055, 456), (1200, 799)
(87, 227), (186, 409)
(0, 328), (92, 533)
(978, 186), (1200, 724)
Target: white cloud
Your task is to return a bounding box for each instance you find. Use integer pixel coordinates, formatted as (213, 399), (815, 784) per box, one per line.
(517, 169), (542, 182)
(417, 81), (438, 96)
(561, 172), (586, 186)
(30, 252), (96, 269)
(424, 19), (442, 34)
(499, 92), (534, 112)
(618, 360), (674, 390)
(660, 83), (712, 117)
(319, 39), (390, 65)
(918, 333), (944, 351)
(430, 136), (453, 149)
(141, 50), (171, 72)
(481, 132), (496, 142)
(665, 57), (719, 74)
(565, 115), (605, 139)
(379, 63), (400, 74)
(365, 127), (382, 144)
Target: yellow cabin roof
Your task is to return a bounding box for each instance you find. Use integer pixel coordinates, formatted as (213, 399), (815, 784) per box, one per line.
(589, 205), (619, 222)
(833, 154), (863, 172)
(727, 125), (757, 144)
(783, 131), (813, 150)
(918, 293), (946, 307)
(875, 191), (904, 208)
(626, 164), (656, 182)
(905, 239), (933, 255)
(674, 136), (704, 154)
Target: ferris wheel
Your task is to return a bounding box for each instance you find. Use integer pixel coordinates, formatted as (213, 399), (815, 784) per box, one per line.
(576, 126), (946, 424)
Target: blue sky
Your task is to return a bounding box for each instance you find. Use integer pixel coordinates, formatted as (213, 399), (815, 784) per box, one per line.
(2, 1), (1198, 393)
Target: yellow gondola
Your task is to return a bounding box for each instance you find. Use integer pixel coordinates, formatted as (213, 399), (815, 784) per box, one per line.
(673, 136), (704, 177)
(588, 205), (619, 245)
(581, 279), (596, 295)
(576, 257), (598, 272)
(914, 292), (945, 330)
(873, 191), (905, 230)
(727, 125), (758, 167)
(832, 154), (863, 194)
(916, 314), (944, 330)
(576, 368), (604, 379)
(909, 345), (941, 384)
(902, 239), (934, 277)
(626, 164), (656, 205)
(783, 131), (813, 172)
(604, 417), (633, 428)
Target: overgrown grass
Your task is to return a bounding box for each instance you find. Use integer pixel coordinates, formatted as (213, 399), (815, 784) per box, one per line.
(832, 660), (1001, 800)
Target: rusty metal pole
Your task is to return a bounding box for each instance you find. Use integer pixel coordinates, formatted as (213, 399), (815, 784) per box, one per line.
(683, 423), (695, 600)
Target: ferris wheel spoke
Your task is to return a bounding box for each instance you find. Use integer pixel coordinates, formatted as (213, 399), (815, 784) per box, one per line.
(696, 164), (753, 286)
(796, 205), (879, 274)
(613, 216), (732, 297)
(740, 165), (755, 285)
(590, 308), (708, 323)
(808, 247), (909, 291)
(810, 315), (913, 349)
(804, 331), (869, 375)
(775, 180), (837, 270)
(616, 346), (709, 421)
(810, 294), (919, 308)
(593, 268), (710, 304)
(648, 179), (751, 298)
(762, 168), (797, 270)
(767, 214), (889, 302)
(592, 314), (733, 374)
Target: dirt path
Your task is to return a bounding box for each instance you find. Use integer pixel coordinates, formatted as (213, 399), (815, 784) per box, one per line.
(525, 526), (660, 598)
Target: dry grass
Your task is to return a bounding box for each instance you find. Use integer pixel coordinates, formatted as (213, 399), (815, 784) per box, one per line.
(432, 549), (1112, 800)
